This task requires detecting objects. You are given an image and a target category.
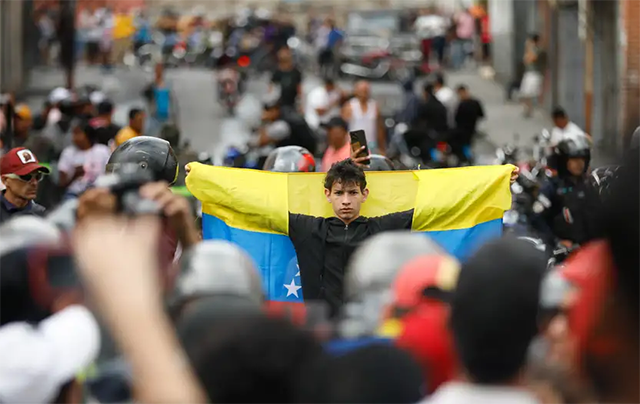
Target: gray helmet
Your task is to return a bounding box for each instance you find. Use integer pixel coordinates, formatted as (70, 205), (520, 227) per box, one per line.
(172, 240), (264, 308)
(340, 231), (445, 338)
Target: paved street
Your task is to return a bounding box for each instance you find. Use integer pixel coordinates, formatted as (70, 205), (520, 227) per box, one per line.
(19, 64), (560, 166)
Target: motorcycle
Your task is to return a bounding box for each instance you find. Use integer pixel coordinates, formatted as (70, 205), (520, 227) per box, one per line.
(340, 49), (413, 82)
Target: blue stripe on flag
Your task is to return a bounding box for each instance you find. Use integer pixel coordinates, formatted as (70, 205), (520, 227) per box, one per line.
(203, 215), (502, 302)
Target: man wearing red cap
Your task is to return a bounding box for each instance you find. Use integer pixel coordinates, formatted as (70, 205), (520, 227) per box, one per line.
(0, 147), (49, 224)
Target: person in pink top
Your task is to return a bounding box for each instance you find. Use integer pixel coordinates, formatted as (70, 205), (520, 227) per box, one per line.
(321, 117), (352, 172)
(452, 8), (475, 70)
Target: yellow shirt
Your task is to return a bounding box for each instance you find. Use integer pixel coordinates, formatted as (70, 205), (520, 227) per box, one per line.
(113, 14), (135, 40)
(115, 126), (139, 146)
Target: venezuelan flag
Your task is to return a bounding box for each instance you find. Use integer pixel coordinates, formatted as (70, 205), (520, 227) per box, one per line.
(186, 163), (513, 304)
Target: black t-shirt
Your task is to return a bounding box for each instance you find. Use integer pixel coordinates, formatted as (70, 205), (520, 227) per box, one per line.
(455, 98), (485, 137)
(271, 67), (302, 108)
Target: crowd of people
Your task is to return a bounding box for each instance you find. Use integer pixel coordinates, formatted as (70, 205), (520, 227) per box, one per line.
(1, 4), (638, 404)
(0, 128), (637, 403)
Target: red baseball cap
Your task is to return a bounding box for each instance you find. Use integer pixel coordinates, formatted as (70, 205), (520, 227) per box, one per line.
(0, 147), (50, 176)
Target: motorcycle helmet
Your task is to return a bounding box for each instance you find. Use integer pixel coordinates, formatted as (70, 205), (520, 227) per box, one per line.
(263, 146), (316, 173)
(363, 154), (396, 171)
(340, 231), (444, 338)
(553, 136), (591, 176)
(170, 240), (264, 313)
(106, 136), (179, 185)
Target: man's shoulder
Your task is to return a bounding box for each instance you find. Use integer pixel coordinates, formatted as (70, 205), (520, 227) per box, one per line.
(31, 202), (47, 216)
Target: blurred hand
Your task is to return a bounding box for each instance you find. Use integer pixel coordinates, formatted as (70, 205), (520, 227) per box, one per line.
(510, 166), (520, 184)
(140, 182), (199, 249)
(73, 215), (163, 311)
(350, 146), (370, 167)
(77, 187), (117, 221)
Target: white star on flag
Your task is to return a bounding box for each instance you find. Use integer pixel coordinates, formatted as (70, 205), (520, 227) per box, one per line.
(284, 279), (302, 298)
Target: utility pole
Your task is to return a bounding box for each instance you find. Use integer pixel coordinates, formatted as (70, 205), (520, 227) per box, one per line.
(580, 0), (593, 134)
(59, 0), (77, 90)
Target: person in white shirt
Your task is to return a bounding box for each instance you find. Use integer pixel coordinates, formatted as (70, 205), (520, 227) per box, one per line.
(550, 107), (591, 146)
(304, 77), (343, 131)
(58, 120), (111, 199)
(414, 11), (448, 68)
(342, 80), (386, 154)
(433, 73), (458, 128)
(0, 305), (100, 403)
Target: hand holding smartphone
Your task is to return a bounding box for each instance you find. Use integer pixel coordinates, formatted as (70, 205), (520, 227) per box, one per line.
(349, 130), (370, 166)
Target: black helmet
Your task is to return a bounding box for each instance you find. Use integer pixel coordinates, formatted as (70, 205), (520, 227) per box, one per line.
(363, 154), (396, 171)
(263, 146), (316, 172)
(554, 136), (591, 176)
(106, 136), (179, 184)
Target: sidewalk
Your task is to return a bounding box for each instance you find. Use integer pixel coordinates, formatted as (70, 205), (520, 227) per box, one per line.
(445, 69), (614, 167)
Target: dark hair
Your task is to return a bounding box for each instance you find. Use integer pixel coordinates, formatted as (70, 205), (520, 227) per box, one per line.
(530, 33), (540, 43)
(451, 238), (544, 384)
(298, 344), (426, 404)
(128, 107), (144, 121)
(423, 82), (435, 95)
(186, 314), (325, 403)
(73, 120), (97, 145)
(551, 107), (567, 120)
(456, 84), (468, 92)
(434, 73), (445, 86)
(323, 76), (335, 86)
(324, 159), (367, 191)
(97, 100), (114, 116)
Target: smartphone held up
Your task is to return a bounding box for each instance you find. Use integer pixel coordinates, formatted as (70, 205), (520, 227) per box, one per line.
(350, 130), (371, 166)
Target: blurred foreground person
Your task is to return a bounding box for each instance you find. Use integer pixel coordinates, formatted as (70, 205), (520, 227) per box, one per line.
(0, 147), (49, 224)
(300, 344), (426, 404)
(73, 213), (206, 403)
(383, 254), (460, 394)
(564, 150), (639, 403)
(337, 231), (445, 342)
(186, 314), (325, 403)
(0, 215), (97, 403)
(426, 237), (545, 404)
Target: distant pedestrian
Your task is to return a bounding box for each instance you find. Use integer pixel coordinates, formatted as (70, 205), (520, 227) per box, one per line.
(520, 33), (546, 118)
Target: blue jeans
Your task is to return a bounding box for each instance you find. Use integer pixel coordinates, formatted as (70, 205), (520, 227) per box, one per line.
(451, 39), (473, 70)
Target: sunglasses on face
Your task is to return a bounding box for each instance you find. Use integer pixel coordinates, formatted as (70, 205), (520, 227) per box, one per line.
(6, 171), (45, 182)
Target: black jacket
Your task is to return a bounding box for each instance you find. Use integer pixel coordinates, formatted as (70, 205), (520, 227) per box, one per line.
(0, 191), (47, 225)
(278, 111), (317, 155)
(531, 175), (600, 246)
(289, 210), (413, 316)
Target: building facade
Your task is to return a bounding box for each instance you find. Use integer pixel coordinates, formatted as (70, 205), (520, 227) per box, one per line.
(490, 0), (637, 154)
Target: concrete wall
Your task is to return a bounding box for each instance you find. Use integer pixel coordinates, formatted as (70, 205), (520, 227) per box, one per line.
(489, 0), (514, 82)
(0, 0), (25, 93)
(489, 0), (539, 84)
